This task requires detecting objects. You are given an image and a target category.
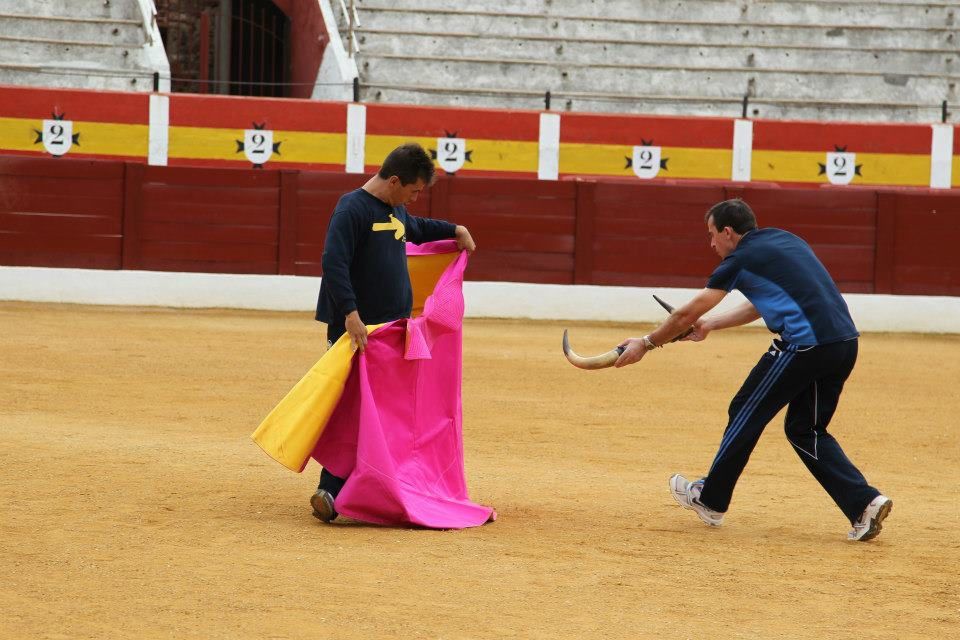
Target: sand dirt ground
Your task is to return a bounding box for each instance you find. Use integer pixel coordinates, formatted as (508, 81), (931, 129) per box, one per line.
(1, 302), (958, 639)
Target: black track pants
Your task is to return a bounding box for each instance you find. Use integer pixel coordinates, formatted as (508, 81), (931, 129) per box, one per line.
(698, 338), (880, 523)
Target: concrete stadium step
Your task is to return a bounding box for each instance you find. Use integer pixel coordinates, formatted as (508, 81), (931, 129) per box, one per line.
(358, 54), (956, 104)
(356, 29), (956, 76)
(0, 36), (146, 69)
(0, 63), (155, 92)
(359, 83), (942, 123)
(0, 0), (140, 21)
(356, 0), (955, 29)
(343, 0), (958, 121)
(0, 1), (165, 92)
(0, 13), (144, 46)
(357, 9), (956, 50)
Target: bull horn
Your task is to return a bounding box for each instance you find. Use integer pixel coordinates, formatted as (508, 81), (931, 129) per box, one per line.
(652, 294), (695, 342)
(562, 329), (625, 370)
(652, 294), (676, 314)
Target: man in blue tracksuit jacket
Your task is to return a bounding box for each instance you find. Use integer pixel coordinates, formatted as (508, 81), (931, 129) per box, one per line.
(310, 142), (476, 523)
(614, 198), (891, 541)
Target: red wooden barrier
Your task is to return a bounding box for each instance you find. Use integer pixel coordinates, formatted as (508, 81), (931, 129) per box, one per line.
(732, 184), (878, 293)
(2, 155), (959, 297)
(588, 180), (727, 288)
(0, 156), (124, 269)
(885, 192), (960, 295)
(129, 165), (282, 274)
(430, 175), (577, 284)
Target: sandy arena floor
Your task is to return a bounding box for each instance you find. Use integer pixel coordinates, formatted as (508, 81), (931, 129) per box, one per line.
(1, 301), (958, 639)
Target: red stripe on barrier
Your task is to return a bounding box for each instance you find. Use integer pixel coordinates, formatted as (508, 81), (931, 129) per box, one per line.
(561, 112), (734, 147)
(168, 94), (347, 131)
(365, 104), (540, 140)
(754, 120), (931, 154)
(0, 85), (148, 124)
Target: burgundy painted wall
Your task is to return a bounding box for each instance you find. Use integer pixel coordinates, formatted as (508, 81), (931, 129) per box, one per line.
(272, 0), (327, 100)
(2, 156), (959, 296)
(0, 157), (125, 269)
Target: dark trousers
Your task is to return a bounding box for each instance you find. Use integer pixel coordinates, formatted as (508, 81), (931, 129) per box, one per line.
(318, 324), (349, 495)
(698, 338), (880, 523)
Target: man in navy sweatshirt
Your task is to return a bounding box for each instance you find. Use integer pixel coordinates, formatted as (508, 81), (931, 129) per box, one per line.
(310, 142), (476, 522)
(614, 199), (891, 542)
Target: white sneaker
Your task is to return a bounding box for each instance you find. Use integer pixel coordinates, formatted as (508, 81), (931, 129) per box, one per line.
(848, 495), (892, 541)
(669, 474), (724, 526)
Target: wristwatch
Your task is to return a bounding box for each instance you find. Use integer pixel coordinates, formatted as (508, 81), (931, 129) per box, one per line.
(642, 335), (657, 350)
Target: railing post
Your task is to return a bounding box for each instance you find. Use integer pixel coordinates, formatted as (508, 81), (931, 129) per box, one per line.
(353, 77), (360, 102)
(943, 100), (949, 123)
(742, 95), (749, 119)
(545, 90), (551, 110)
(348, 0), (355, 58)
(199, 10), (210, 94)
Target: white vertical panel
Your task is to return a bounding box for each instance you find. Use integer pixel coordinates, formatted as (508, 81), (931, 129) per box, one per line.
(346, 103), (367, 173)
(731, 119), (753, 182)
(148, 94), (169, 166)
(930, 124), (954, 189)
(538, 112), (561, 180)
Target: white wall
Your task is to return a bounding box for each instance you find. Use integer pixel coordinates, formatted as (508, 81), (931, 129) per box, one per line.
(311, 0), (358, 102)
(2, 266), (958, 334)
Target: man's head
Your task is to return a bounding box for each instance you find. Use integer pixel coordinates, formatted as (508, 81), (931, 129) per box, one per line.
(377, 143), (436, 206)
(705, 199), (757, 258)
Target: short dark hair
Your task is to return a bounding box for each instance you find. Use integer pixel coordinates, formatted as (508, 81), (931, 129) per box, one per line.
(705, 199), (758, 234)
(378, 143), (435, 186)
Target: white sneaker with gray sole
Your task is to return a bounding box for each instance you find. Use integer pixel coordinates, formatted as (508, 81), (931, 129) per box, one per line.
(848, 495), (892, 541)
(669, 474), (724, 527)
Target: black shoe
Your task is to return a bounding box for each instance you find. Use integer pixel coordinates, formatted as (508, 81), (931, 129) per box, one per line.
(310, 489), (338, 522)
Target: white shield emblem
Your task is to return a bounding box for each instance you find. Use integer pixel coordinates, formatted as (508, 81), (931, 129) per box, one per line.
(436, 137), (466, 173)
(244, 129), (273, 165)
(42, 119), (73, 156)
(826, 152), (856, 185)
(632, 146), (662, 179)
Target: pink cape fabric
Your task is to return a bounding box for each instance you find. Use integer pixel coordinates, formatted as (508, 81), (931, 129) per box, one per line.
(312, 240), (495, 528)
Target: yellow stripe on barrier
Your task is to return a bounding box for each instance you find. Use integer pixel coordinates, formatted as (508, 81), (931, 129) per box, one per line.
(753, 150), (930, 186)
(559, 143), (733, 179)
(167, 126), (347, 163)
(0, 117), (148, 157)
(365, 134), (540, 173)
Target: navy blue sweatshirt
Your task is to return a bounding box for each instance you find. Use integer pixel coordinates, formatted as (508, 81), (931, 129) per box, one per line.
(706, 228), (858, 346)
(315, 188), (457, 337)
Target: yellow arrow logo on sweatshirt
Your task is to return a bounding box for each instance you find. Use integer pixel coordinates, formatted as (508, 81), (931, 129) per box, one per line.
(372, 214), (405, 240)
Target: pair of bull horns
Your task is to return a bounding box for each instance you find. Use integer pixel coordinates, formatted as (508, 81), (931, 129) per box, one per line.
(562, 295), (692, 370)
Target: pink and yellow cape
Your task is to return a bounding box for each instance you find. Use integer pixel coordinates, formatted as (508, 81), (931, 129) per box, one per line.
(252, 240), (495, 528)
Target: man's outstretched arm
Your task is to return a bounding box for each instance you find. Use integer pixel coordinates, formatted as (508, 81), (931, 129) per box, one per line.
(684, 299), (761, 342)
(615, 288), (728, 367)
